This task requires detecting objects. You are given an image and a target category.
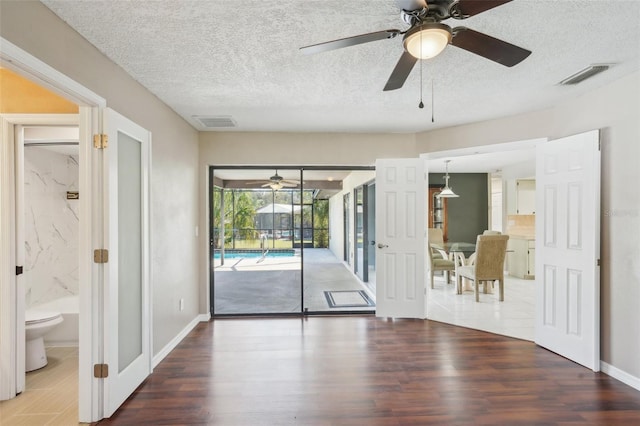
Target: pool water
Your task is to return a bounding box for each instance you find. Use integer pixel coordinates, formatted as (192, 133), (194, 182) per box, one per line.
(213, 251), (296, 259)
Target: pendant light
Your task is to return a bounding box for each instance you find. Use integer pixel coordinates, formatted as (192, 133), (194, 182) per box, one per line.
(437, 160), (459, 198)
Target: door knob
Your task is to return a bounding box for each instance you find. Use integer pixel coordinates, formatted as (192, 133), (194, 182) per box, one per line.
(377, 243), (388, 249)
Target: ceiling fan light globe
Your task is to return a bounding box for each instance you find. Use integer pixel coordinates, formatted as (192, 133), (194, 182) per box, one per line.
(404, 23), (452, 59)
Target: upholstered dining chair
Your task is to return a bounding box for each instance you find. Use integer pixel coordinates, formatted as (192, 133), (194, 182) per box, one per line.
(427, 241), (456, 289)
(428, 228), (445, 260)
(456, 234), (509, 301)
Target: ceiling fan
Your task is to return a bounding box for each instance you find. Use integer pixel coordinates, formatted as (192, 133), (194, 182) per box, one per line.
(300, 0), (531, 91)
(251, 170), (300, 190)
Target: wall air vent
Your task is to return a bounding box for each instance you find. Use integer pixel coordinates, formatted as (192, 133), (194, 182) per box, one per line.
(193, 115), (237, 128)
(558, 64), (611, 85)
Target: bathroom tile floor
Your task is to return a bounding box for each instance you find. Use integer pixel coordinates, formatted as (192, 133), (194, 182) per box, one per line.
(0, 346), (78, 425)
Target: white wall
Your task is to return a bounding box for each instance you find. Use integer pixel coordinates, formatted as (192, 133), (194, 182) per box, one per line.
(327, 171), (375, 271)
(328, 194), (344, 262)
(0, 1), (201, 356)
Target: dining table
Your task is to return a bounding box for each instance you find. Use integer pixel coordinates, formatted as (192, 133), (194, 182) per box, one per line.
(430, 241), (479, 292)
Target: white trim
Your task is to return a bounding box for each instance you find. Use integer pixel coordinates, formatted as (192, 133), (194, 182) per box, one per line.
(152, 314), (210, 369)
(0, 37), (106, 108)
(14, 125), (25, 394)
(600, 362), (640, 392)
(0, 117), (17, 401)
(78, 106), (103, 422)
(0, 38), (106, 422)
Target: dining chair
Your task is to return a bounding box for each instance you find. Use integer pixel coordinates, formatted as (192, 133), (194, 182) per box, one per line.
(428, 228), (445, 260)
(456, 234), (509, 301)
(427, 241), (456, 289)
(482, 230), (502, 235)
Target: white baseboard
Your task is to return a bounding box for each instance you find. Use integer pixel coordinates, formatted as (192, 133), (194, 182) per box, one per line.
(601, 361), (640, 391)
(152, 313), (210, 368)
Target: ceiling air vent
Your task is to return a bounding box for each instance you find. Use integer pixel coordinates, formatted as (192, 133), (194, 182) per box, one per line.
(193, 115), (237, 128)
(558, 64), (611, 85)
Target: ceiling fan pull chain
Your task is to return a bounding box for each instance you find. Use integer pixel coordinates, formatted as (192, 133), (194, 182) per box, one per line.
(431, 78), (435, 122)
(418, 60), (424, 108)
(418, 30), (424, 109)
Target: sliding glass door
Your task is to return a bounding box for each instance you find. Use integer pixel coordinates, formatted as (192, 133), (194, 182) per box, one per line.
(210, 168), (302, 315)
(209, 166), (376, 316)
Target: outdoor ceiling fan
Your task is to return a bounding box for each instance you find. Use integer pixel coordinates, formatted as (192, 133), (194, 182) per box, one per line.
(251, 170), (300, 190)
(299, 0), (532, 91)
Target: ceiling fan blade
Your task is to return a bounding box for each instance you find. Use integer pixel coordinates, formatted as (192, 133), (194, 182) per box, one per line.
(300, 29), (400, 55)
(451, 0), (512, 19)
(383, 51), (418, 91)
(451, 27), (531, 67)
(395, 0), (427, 11)
(280, 182), (298, 188)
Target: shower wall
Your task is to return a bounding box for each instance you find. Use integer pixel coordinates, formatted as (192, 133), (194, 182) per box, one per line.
(24, 146), (79, 307)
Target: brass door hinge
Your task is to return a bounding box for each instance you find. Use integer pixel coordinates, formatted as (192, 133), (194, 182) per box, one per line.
(94, 363), (109, 378)
(93, 134), (108, 149)
(93, 249), (109, 264)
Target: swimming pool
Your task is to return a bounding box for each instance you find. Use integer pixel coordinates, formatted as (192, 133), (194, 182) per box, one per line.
(213, 250), (296, 259)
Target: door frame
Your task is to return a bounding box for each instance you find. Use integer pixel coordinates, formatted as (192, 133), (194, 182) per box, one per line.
(1, 114), (80, 399)
(1, 37), (107, 422)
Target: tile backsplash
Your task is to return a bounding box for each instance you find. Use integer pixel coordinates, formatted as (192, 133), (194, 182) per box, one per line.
(506, 214), (535, 238)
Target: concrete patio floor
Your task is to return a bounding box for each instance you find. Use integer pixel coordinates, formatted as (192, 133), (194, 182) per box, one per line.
(212, 248), (376, 315)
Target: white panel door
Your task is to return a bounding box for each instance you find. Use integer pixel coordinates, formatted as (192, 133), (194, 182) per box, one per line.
(103, 108), (151, 416)
(375, 158), (426, 318)
(535, 130), (600, 371)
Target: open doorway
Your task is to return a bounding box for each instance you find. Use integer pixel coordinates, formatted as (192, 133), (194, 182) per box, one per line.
(423, 140), (541, 341)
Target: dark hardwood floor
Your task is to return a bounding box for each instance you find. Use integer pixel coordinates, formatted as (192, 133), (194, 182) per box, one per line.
(98, 317), (640, 425)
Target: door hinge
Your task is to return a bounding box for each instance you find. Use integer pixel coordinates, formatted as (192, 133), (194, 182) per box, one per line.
(93, 249), (109, 263)
(94, 363), (109, 378)
(16, 265), (24, 276)
(597, 258), (601, 267)
(93, 134), (108, 149)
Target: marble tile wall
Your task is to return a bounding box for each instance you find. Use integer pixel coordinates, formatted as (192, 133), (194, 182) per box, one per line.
(24, 147), (79, 308)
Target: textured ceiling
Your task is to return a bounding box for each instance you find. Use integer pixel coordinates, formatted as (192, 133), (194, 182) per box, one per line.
(41, 0), (640, 134)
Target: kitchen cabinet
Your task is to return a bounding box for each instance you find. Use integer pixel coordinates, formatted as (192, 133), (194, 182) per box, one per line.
(507, 236), (535, 279)
(428, 187), (448, 241)
(516, 179), (536, 214)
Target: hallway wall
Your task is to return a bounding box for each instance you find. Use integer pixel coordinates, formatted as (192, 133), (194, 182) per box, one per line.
(1, 1), (201, 357)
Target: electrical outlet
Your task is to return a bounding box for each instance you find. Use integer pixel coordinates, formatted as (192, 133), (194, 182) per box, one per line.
(179, 298), (184, 311)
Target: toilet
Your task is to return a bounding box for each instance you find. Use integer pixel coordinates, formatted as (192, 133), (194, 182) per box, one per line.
(25, 309), (64, 372)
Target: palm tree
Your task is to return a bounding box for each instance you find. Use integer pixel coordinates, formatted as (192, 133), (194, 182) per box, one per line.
(234, 191), (256, 240)
(314, 199), (329, 248)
